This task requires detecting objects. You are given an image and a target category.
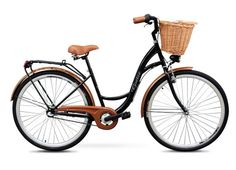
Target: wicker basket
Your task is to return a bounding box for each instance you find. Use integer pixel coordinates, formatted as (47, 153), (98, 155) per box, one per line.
(159, 20), (196, 55)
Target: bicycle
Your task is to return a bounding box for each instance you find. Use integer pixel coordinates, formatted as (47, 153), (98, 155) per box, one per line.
(11, 14), (229, 151)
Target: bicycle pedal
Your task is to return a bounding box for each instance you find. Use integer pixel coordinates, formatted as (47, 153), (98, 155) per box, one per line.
(122, 112), (131, 120)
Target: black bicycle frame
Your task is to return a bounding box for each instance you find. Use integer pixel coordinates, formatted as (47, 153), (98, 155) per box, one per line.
(24, 40), (186, 116)
(24, 15), (187, 115)
(85, 41), (187, 113)
(82, 41), (182, 113)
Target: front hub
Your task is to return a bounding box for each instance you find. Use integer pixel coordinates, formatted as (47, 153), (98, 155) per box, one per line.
(183, 108), (189, 115)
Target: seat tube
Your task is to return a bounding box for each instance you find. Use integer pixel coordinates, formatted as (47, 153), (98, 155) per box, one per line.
(84, 56), (105, 106)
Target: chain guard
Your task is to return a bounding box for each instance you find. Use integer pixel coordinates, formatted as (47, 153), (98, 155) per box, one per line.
(56, 106), (118, 130)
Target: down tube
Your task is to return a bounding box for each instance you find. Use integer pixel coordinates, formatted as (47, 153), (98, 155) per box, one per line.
(115, 45), (158, 113)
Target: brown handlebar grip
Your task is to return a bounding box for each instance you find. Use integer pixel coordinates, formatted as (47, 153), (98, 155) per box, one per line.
(133, 16), (145, 24)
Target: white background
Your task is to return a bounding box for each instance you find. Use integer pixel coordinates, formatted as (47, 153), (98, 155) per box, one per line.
(0, 0), (235, 169)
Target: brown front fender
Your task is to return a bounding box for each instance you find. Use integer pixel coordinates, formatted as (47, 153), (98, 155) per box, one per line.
(11, 67), (95, 105)
(140, 67), (193, 117)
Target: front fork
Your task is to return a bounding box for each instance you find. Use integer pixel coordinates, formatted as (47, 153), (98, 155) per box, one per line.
(165, 69), (189, 114)
(161, 57), (189, 114)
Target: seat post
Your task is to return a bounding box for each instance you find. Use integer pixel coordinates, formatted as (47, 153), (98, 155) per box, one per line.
(84, 55), (105, 106)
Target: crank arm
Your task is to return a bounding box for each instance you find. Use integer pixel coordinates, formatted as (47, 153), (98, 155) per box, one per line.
(104, 111), (131, 122)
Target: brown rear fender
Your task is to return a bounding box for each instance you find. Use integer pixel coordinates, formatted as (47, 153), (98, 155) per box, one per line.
(11, 67), (95, 105)
(140, 67), (193, 117)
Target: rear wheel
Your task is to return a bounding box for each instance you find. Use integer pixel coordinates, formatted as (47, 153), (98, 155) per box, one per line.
(13, 70), (93, 151)
(144, 70), (228, 151)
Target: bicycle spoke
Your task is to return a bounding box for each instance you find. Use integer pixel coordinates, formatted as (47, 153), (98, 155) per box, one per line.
(190, 83), (205, 106)
(190, 94), (217, 110)
(178, 117), (187, 144)
(153, 99), (179, 109)
(187, 79), (200, 107)
(186, 119), (193, 144)
(27, 115), (47, 133)
(21, 97), (47, 110)
(20, 110), (44, 115)
(26, 88), (39, 104)
(190, 86), (210, 109)
(52, 119), (59, 143)
(190, 116), (207, 139)
(191, 110), (220, 118)
(189, 115), (215, 132)
(183, 119), (187, 144)
(172, 116), (182, 142)
(190, 115), (203, 141)
(58, 119), (70, 139)
(54, 119), (65, 142)
(147, 108), (182, 114)
(55, 81), (69, 102)
(36, 118), (49, 140)
(33, 117), (48, 137)
(50, 77), (55, 104)
(192, 113), (219, 125)
(186, 78), (189, 107)
(56, 117), (82, 134)
(160, 86), (178, 107)
(162, 115), (183, 138)
(188, 115), (212, 137)
(187, 78), (195, 108)
(193, 106), (221, 112)
(191, 100), (219, 111)
(181, 78), (184, 105)
(36, 80), (54, 106)
(23, 113), (44, 127)
(63, 100), (83, 106)
(42, 118), (49, 143)
(62, 94), (81, 103)
(54, 78), (63, 101)
(152, 113), (179, 123)
(54, 78), (58, 103)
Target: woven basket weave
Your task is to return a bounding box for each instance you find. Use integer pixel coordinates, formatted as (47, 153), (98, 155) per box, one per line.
(160, 20), (196, 55)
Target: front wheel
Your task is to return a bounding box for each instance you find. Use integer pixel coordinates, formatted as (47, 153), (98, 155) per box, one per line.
(143, 70), (228, 151)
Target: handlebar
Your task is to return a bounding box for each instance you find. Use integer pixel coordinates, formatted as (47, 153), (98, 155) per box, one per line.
(133, 14), (153, 24)
(133, 14), (159, 42)
(133, 16), (146, 24)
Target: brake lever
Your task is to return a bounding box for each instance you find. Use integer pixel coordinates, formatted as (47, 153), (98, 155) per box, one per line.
(144, 21), (153, 27)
